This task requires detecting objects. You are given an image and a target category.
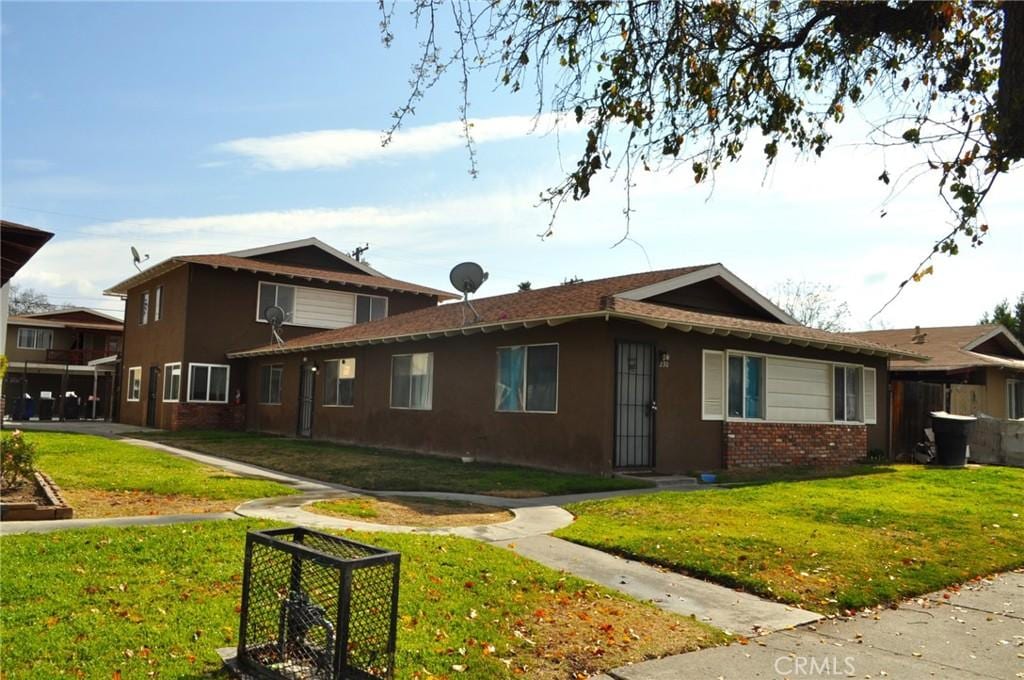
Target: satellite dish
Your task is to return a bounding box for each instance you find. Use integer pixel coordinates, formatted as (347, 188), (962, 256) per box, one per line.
(449, 262), (488, 325)
(130, 245), (150, 272)
(265, 305), (286, 344)
(449, 262), (488, 294)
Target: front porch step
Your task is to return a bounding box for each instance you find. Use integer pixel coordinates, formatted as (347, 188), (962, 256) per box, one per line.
(616, 473), (699, 488)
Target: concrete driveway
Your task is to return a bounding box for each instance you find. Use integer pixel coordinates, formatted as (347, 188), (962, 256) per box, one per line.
(602, 571), (1024, 679)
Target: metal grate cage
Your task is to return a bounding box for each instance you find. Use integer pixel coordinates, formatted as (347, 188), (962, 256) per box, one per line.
(237, 527), (400, 680)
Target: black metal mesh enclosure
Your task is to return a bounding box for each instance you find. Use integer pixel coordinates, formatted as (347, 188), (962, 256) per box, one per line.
(237, 527), (400, 680)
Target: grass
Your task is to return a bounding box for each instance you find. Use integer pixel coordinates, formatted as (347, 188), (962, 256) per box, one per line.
(24, 432), (295, 517)
(0, 521), (726, 679)
(556, 465), (1024, 614)
(309, 496), (513, 527)
(131, 430), (651, 497)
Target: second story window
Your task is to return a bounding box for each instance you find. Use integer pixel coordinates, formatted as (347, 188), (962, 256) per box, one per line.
(258, 282), (295, 322)
(356, 295), (388, 323)
(140, 291), (150, 325)
(154, 286), (163, 321)
(16, 328), (54, 350)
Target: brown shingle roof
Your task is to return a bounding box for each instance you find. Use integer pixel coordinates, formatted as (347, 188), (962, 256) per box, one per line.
(104, 253), (456, 300)
(846, 325), (1024, 372)
(228, 266), (922, 359)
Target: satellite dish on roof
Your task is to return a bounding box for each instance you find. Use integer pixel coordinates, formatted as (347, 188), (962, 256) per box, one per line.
(130, 246), (150, 272)
(450, 262), (488, 294)
(265, 305), (286, 344)
(449, 262), (488, 325)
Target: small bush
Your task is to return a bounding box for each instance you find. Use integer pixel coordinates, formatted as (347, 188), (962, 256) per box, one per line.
(865, 448), (889, 463)
(1, 430), (38, 488)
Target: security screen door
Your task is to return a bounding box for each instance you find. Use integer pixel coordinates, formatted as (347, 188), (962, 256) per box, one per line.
(614, 342), (656, 468)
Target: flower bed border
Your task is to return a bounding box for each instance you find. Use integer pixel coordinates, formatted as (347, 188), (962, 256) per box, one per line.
(0, 472), (74, 521)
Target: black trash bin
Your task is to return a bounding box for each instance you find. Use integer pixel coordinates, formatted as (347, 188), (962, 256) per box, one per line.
(37, 398), (54, 421)
(930, 411), (976, 467)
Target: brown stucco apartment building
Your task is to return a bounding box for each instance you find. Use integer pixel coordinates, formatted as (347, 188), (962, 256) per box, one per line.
(104, 238), (456, 430)
(108, 239), (920, 474)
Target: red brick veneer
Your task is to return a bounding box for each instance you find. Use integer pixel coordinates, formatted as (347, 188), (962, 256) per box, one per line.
(169, 403), (245, 431)
(723, 421), (867, 468)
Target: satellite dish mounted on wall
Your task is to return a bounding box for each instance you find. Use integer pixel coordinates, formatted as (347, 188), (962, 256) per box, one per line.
(449, 261), (488, 324)
(130, 246), (150, 272)
(265, 305), (286, 345)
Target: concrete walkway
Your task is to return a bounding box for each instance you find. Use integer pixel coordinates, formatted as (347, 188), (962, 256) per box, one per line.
(0, 511), (239, 535)
(503, 535), (821, 636)
(599, 570), (1024, 679)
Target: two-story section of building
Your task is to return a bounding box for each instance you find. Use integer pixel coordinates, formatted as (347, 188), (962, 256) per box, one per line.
(103, 238), (456, 430)
(3, 308), (124, 421)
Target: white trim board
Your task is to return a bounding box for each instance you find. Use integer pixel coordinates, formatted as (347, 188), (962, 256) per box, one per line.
(963, 325), (1024, 358)
(225, 237), (383, 277)
(615, 263), (799, 325)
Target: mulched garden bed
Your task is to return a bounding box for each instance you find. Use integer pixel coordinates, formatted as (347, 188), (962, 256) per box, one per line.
(0, 472), (74, 521)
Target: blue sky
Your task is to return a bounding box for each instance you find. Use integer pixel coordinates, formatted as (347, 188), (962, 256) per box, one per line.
(2, 1), (1021, 328)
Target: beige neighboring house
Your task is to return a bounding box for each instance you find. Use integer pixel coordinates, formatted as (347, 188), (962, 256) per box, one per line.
(3, 308), (124, 421)
(848, 324), (1024, 420)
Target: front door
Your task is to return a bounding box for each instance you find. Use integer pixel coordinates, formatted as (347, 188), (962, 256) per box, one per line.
(297, 364), (315, 437)
(614, 341), (656, 468)
(146, 366), (159, 427)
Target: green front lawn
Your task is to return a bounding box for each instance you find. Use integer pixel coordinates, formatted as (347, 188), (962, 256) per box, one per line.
(132, 430), (650, 497)
(25, 432), (295, 517)
(0, 521), (725, 679)
(556, 465), (1024, 613)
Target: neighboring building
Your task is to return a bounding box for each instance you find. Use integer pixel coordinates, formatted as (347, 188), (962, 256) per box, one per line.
(1, 219), (55, 356)
(848, 325), (1024, 420)
(3, 309), (123, 420)
(103, 238), (457, 430)
(227, 263), (919, 474)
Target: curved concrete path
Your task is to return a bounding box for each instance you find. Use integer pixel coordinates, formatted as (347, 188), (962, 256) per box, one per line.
(235, 491), (576, 542)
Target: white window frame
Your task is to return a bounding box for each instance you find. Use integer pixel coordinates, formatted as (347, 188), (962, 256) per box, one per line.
(259, 364), (283, 405)
(154, 285), (163, 322)
(706, 348), (879, 426)
(725, 351), (766, 421)
(863, 366), (877, 424)
(701, 349), (726, 421)
(139, 290), (150, 325)
(832, 363), (864, 423)
(187, 363), (230, 404)
(355, 294), (389, 324)
(389, 352), (433, 410)
(16, 327), (54, 350)
(126, 366), (142, 402)
(1008, 379), (1022, 419)
(162, 362), (181, 402)
(323, 358), (357, 407)
(255, 281), (297, 324)
(494, 343), (559, 414)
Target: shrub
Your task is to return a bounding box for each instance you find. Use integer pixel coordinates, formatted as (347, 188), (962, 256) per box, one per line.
(1, 430), (38, 488)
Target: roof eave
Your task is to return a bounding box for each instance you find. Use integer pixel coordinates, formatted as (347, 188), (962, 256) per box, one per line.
(227, 309), (922, 360)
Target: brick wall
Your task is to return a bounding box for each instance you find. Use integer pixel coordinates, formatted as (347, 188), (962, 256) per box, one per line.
(723, 421), (867, 469)
(168, 403), (246, 431)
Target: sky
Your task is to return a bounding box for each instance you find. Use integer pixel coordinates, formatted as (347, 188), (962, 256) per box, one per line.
(2, 1), (1021, 329)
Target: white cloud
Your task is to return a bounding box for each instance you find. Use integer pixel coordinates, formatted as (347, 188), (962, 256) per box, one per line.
(216, 112), (580, 170)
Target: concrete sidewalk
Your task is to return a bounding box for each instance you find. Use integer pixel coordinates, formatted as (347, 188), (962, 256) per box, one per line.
(503, 535), (821, 636)
(600, 571), (1024, 679)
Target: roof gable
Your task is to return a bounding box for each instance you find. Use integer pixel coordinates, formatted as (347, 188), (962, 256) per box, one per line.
(615, 264), (797, 324)
(846, 324), (1024, 372)
(224, 238), (382, 277)
(17, 307), (123, 325)
(1, 219), (54, 285)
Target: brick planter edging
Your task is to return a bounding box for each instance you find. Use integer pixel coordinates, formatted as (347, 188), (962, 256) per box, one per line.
(723, 421), (868, 469)
(0, 471), (74, 521)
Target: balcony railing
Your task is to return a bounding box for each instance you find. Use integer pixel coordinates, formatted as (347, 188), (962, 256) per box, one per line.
(44, 348), (115, 365)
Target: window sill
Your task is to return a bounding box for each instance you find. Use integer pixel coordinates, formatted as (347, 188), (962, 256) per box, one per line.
(258, 402), (282, 406)
(323, 404), (355, 408)
(495, 409), (558, 415)
(187, 400), (230, 404)
(389, 406), (432, 411)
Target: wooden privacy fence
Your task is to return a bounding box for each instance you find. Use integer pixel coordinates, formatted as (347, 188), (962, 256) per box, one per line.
(891, 381), (945, 459)
(949, 384), (987, 416)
